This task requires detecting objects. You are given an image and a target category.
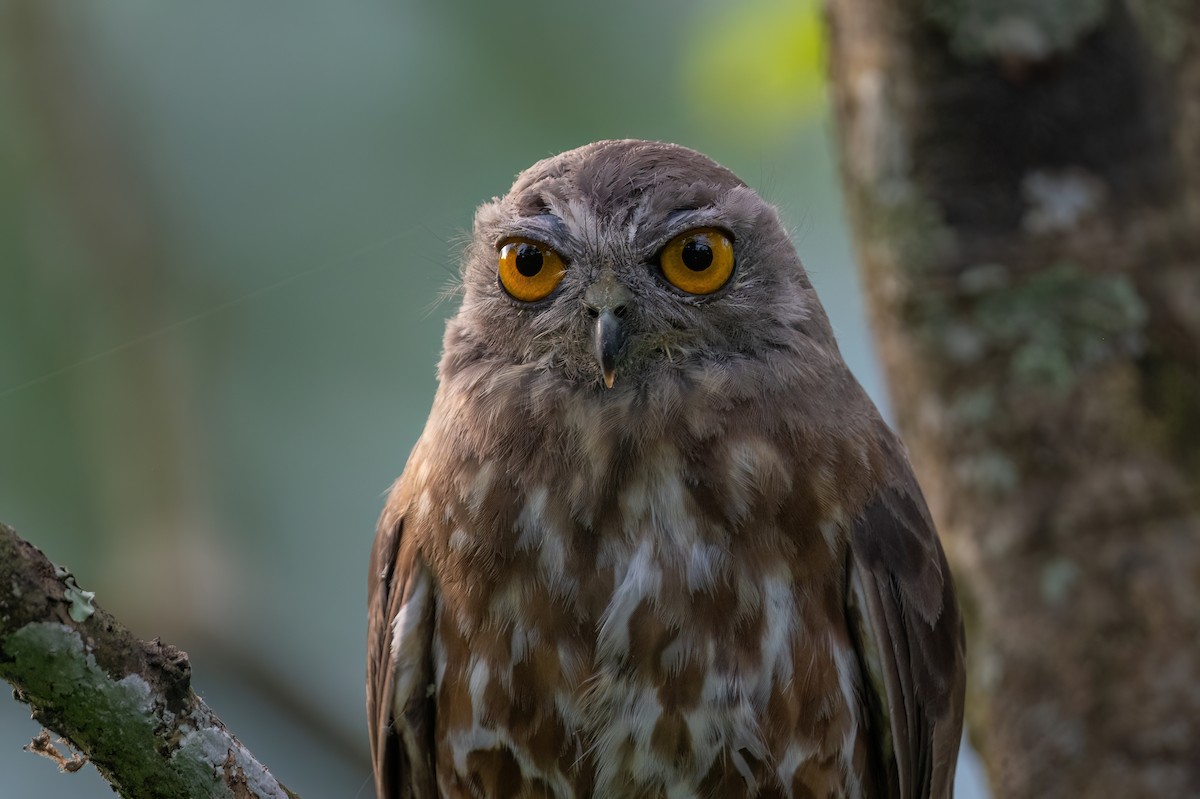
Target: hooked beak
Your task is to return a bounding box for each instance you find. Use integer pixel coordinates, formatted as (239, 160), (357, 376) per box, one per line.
(583, 271), (633, 388)
(594, 309), (624, 389)
(584, 270), (633, 389)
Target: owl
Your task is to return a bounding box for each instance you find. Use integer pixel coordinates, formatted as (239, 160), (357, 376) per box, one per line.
(367, 140), (964, 799)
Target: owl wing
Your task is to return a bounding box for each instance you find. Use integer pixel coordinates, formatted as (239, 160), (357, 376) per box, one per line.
(367, 495), (437, 799)
(845, 464), (966, 799)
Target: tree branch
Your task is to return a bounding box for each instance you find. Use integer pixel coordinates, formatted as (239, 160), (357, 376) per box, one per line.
(0, 521), (299, 798)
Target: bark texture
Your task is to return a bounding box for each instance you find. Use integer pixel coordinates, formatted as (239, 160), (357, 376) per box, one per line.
(0, 522), (298, 799)
(825, 1), (1200, 796)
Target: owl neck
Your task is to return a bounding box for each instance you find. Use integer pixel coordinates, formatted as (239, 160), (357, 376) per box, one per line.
(430, 336), (871, 483)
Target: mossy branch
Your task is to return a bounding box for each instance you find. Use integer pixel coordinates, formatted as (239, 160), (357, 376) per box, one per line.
(0, 521), (300, 799)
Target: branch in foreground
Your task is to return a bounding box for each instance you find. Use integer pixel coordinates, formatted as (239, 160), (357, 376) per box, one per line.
(0, 521), (299, 799)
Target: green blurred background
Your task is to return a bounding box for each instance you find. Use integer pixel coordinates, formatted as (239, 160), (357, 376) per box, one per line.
(0, 1), (984, 796)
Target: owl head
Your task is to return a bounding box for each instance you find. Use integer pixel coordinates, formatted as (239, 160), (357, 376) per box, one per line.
(441, 140), (839, 401)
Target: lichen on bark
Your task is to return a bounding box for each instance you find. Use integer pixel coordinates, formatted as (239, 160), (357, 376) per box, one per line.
(3, 622), (217, 798)
(923, 0), (1109, 61)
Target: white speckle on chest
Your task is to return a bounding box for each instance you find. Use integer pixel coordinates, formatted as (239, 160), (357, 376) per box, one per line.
(579, 440), (807, 794)
(596, 537), (662, 663)
(430, 435), (860, 796)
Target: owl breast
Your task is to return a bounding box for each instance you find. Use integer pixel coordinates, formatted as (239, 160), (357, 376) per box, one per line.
(418, 436), (869, 799)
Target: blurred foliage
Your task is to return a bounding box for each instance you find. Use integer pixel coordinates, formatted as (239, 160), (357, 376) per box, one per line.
(684, 0), (825, 142)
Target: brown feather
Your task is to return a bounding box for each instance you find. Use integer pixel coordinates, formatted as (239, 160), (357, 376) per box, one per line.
(368, 485), (438, 798)
(846, 446), (966, 799)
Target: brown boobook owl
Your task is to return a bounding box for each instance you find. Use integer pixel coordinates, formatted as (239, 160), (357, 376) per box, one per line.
(367, 140), (965, 798)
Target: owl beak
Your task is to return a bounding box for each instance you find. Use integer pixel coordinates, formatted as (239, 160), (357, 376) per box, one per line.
(585, 271), (631, 389)
(594, 309), (624, 389)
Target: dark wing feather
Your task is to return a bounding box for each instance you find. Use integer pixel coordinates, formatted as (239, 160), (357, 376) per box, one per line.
(846, 466), (965, 799)
(367, 506), (437, 799)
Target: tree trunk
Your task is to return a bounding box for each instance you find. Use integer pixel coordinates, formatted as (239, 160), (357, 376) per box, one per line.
(825, 1), (1200, 796)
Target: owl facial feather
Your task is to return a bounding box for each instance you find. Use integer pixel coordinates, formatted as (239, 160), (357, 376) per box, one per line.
(448, 140), (839, 405)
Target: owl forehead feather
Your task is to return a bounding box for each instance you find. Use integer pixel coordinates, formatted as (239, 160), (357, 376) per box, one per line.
(501, 139), (747, 225)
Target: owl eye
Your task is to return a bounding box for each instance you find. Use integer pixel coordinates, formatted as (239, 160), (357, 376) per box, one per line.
(497, 238), (566, 302)
(659, 227), (735, 295)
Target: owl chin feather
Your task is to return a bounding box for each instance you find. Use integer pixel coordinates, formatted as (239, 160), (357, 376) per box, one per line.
(368, 139), (965, 799)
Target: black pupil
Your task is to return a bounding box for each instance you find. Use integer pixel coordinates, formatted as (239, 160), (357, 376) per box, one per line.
(681, 238), (713, 271)
(515, 244), (543, 277)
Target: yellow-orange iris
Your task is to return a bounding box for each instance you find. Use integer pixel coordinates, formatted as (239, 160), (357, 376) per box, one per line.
(498, 238), (566, 302)
(659, 228), (735, 295)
